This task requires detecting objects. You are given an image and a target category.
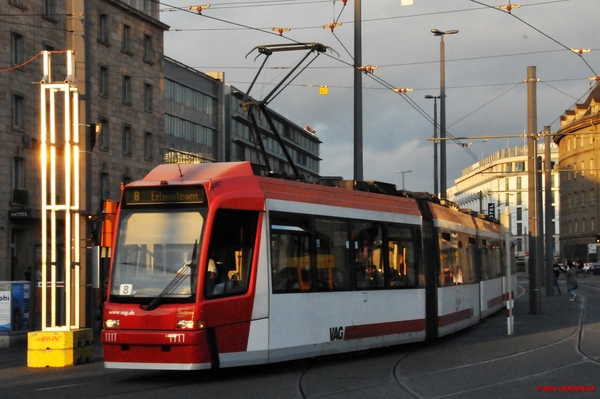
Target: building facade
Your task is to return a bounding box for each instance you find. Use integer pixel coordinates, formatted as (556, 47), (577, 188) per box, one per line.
(554, 84), (600, 263)
(449, 144), (560, 271)
(0, 1), (167, 331)
(163, 57), (321, 181)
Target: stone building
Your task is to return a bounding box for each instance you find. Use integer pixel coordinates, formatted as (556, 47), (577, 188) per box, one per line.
(554, 83), (600, 262)
(0, 1), (167, 329)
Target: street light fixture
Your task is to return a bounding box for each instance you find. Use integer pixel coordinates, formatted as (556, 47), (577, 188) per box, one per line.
(395, 170), (413, 190)
(431, 28), (458, 199)
(425, 95), (440, 196)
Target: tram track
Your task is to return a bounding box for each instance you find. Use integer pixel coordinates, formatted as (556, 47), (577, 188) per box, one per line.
(390, 282), (599, 399)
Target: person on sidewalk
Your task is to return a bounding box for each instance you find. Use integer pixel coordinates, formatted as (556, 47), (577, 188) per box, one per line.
(553, 259), (562, 295)
(566, 262), (578, 301)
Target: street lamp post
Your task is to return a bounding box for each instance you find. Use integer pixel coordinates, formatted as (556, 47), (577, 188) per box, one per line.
(396, 170), (413, 190)
(431, 29), (458, 199)
(425, 95), (440, 196)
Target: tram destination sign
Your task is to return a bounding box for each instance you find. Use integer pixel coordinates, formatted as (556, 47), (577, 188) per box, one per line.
(124, 186), (205, 205)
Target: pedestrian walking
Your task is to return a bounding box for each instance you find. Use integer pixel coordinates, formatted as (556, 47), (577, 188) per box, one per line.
(553, 260), (562, 295)
(566, 262), (578, 301)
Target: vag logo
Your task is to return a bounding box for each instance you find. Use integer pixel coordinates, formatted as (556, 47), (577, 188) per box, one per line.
(329, 326), (344, 341)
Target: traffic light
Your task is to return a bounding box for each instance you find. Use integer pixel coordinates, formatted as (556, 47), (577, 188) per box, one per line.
(596, 233), (600, 243)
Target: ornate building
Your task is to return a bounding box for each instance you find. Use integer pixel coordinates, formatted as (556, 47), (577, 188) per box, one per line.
(554, 84), (600, 262)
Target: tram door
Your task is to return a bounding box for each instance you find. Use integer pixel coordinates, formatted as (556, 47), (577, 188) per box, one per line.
(202, 209), (260, 365)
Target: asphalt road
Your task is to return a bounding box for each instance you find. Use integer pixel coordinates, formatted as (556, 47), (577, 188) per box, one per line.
(1, 275), (599, 399)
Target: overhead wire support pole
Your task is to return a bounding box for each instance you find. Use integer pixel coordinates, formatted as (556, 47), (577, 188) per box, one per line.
(527, 66), (542, 315)
(354, 0), (363, 182)
(544, 127), (554, 296)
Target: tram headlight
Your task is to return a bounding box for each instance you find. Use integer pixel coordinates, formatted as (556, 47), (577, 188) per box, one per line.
(105, 319), (120, 328)
(176, 319), (195, 329)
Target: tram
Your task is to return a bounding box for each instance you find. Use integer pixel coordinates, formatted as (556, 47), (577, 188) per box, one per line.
(102, 161), (513, 370)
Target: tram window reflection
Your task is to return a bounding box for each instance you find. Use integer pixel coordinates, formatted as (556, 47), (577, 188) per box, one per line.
(315, 218), (350, 292)
(387, 224), (419, 288)
(270, 214), (312, 293)
(353, 223), (383, 289)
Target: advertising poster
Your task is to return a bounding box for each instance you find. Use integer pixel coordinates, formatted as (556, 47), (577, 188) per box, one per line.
(12, 283), (29, 330)
(0, 282), (10, 333)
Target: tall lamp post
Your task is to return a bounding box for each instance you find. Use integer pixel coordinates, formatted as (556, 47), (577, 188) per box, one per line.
(431, 29), (458, 199)
(425, 95), (440, 196)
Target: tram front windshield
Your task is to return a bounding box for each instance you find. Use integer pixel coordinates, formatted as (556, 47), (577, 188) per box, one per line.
(109, 209), (205, 304)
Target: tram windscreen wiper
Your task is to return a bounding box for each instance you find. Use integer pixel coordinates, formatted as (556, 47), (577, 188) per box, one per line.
(143, 240), (198, 311)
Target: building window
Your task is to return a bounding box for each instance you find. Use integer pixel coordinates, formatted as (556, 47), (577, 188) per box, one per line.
(100, 172), (110, 204)
(122, 124), (132, 156)
(144, 83), (153, 111)
(43, 0), (57, 23)
(12, 94), (24, 130)
(516, 207), (522, 221)
(516, 176), (521, 189)
(505, 178), (509, 190)
(505, 193), (509, 206)
(144, 132), (153, 161)
(12, 32), (24, 65)
(99, 118), (109, 151)
(122, 24), (132, 54)
(122, 174), (132, 186)
(98, 14), (109, 44)
(99, 66), (109, 97)
(516, 191), (522, 205)
(515, 161), (525, 172)
(143, 34), (153, 63)
(8, 0), (28, 11)
(12, 157), (25, 190)
(516, 222), (522, 236)
(122, 75), (131, 105)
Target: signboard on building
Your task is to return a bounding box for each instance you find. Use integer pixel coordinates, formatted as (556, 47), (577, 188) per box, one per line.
(487, 203), (495, 218)
(589, 243), (597, 254)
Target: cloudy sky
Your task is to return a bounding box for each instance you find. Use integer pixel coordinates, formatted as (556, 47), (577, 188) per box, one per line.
(159, 0), (599, 193)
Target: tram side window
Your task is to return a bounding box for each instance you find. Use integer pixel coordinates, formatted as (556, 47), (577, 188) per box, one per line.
(463, 236), (477, 284)
(204, 209), (258, 298)
(440, 232), (455, 286)
(490, 239), (503, 278)
(440, 231), (477, 286)
(315, 218), (351, 291)
(387, 224), (419, 288)
(480, 238), (503, 280)
(480, 240), (491, 280)
(353, 222), (384, 289)
(270, 214), (312, 293)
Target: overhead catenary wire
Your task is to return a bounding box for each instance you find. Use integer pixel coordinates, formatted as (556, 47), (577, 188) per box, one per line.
(153, 1), (600, 163)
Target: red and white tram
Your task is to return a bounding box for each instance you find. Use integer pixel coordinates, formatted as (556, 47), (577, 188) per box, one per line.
(102, 162), (513, 370)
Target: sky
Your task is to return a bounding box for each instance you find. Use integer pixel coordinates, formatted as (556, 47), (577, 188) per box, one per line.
(158, 0), (600, 194)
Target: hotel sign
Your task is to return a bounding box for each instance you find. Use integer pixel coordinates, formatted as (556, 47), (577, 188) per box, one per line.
(9, 209), (32, 221)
